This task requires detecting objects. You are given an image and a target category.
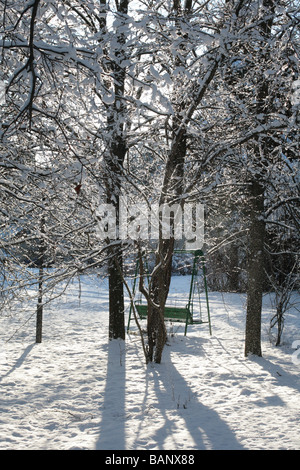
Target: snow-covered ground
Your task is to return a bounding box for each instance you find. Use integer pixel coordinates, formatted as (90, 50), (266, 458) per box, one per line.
(0, 275), (299, 450)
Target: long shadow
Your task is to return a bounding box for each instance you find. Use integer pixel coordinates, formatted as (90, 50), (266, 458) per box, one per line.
(146, 345), (245, 450)
(0, 343), (35, 381)
(248, 355), (300, 394)
(95, 339), (126, 450)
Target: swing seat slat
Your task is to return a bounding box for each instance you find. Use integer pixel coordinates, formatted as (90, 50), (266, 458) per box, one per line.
(135, 303), (193, 323)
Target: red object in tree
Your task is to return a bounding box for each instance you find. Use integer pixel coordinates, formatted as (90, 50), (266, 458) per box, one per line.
(75, 183), (82, 194)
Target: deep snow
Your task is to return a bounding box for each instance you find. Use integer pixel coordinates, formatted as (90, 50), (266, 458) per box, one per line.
(0, 274), (299, 450)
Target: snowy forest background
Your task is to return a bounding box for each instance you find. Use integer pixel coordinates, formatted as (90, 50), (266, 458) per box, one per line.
(0, 0), (299, 451)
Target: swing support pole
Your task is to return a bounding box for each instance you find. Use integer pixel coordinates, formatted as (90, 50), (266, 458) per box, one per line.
(127, 259), (139, 333)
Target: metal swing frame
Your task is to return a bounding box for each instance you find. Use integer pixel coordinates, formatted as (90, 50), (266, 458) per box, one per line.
(127, 249), (212, 336)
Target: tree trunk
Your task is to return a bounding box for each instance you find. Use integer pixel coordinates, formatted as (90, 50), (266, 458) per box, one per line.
(244, 0), (275, 357)
(146, 126), (186, 363)
(36, 265), (43, 343)
(100, 0), (128, 341)
(228, 244), (239, 292)
(244, 180), (265, 357)
(36, 214), (45, 344)
(108, 239), (125, 340)
(145, 0), (219, 363)
(147, 239), (174, 363)
(106, 164), (126, 341)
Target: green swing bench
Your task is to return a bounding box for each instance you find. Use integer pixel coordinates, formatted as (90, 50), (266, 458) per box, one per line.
(127, 249), (212, 336)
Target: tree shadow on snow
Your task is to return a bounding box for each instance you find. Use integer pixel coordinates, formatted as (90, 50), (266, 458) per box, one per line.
(248, 354), (300, 396)
(95, 339), (126, 450)
(143, 344), (245, 450)
(0, 343), (35, 381)
(95, 335), (244, 450)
